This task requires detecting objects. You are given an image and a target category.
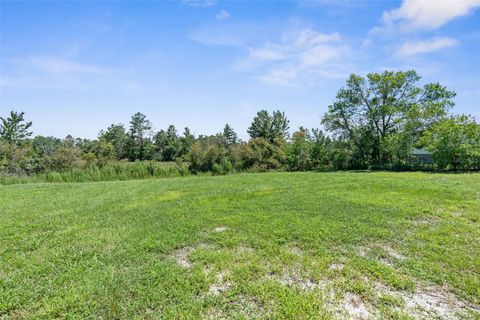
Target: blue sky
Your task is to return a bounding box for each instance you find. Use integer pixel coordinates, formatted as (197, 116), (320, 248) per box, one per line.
(1, 0), (479, 140)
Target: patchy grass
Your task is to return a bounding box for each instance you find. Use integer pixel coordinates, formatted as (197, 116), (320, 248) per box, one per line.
(1, 172), (479, 319)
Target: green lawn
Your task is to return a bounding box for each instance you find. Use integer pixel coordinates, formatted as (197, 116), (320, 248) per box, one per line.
(1, 172), (479, 319)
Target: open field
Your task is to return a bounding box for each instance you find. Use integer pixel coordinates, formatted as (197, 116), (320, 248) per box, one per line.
(1, 172), (479, 319)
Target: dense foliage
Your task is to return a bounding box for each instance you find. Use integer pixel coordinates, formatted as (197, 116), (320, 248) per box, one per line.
(1, 70), (479, 181)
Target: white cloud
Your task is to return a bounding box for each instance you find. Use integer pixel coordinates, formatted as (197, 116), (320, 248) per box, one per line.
(362, 38), (372, 47)
(216, 10), (230, 20)
(190, 31), (241, 46)
(191, 23), (351, 86)
(376, 0), (480, 32)
(397, 37), (459, 56)
(26, 56), (108, 75)
(287, 29), (341, 46)
(248, 47), (284, 61)
(181, 0), (216, 8)
(1, 56), (111, 90)
(239, 29), (349, 86)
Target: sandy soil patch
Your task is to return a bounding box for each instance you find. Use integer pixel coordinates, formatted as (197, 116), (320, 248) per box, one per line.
(329, 263), (344, 271)
(337, 292), (372, 319)
(169, 243), (213, 268)
(208, 271), (232, 296)
(375, 282), (480, 319)
(213, 226), (228, 233)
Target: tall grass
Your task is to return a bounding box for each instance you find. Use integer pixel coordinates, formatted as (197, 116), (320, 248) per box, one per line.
(0, 161), (190, 184)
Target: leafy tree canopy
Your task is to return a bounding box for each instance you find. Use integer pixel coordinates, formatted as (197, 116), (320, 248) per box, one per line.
(0, 111), (33, 144)
(247, 110), (290, 142)
(321, 70), (455, 162)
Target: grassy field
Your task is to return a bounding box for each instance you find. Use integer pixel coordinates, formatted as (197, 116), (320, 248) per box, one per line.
(1, 172), (479, 319)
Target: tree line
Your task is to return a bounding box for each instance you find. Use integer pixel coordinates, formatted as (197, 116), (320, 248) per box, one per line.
(1, 70), (479, 180)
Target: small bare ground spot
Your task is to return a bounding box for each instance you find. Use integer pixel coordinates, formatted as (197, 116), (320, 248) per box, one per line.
(357, 244), (406, 267)
(208, 271), (232, 296)
(171, 247), (192, 268)
(203, 296), (267, 319)
(380, 245), (406, 261)
(214, 226), (228, 233)
(413, 216), (441, 226)
(237, 245), (255, 253)
(329, 263), (344, 271)
(285, 245), (303, 256)
(266, 271), (331, 292)
(232, 296), (267, 319)
(208, 282), (232, 296)
(169, 243), (213, 268)
(357, 246), (368, 258)
(338, 292), (372, 319)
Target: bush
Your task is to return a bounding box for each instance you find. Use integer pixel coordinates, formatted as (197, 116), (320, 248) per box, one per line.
(185, 136), (230, 173)
(235, 137), (286, 172)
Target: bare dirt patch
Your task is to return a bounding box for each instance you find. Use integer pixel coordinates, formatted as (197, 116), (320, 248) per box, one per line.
(374, 282), (480, 319)
(336, 292), (372, 319)
(284, 245), (303, 256)
(169, 243), (213, 268)
(213, 226), (228, 233)
(357, 244), (406, 267)
(412, 216), (441, 226)
(237, 245), (255, 254)
(208, 271), (232, 296)
(266, 270), (331, 292)
(171, 247), (192, 268)
(403, 287), (479, 319)
(357, 246), (368, 258)
(329, 263), (344, 271)
(380, 245), (406, 261)
(203, 296), (267, 319)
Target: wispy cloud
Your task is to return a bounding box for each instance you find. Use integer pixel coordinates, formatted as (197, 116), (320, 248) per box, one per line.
(237, 29), (350, 86)
(26, 56), (108, 75)
(248, 48), (284, 62)
(372, 0), (480, 33)
(297, 0), (363, 9)
(1, 56), (111, 90)
(192, 24), (351, 86)
(216, 10), (230, 21)
(181, 0), (216, 8)
(396, 37), (459, 56)
(190, 31), (240, 46)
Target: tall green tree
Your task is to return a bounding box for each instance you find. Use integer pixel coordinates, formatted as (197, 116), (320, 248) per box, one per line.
(0, 111), (33, 144)
(127, 112), (153, 161)
(247, 110), (289, 142)
(99, 124), (128, 159)
(321, 70), (455, 164)
(310, 129), (332, 169)
(287, 128), (312, 171)
(179, 127), (195, 157)
(271, 111), (290, 141)
(163, 125), (180, 161)
(154, 129), (167, 160)
(221, 123), (238, 146)
(154, 125), (181, 161)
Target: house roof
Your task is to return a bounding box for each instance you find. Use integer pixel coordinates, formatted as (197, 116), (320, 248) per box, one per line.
(411, 148), (433, 155)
